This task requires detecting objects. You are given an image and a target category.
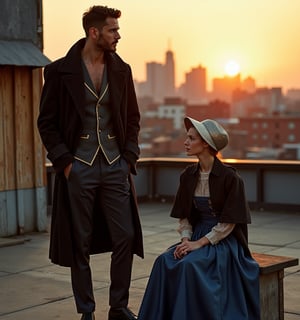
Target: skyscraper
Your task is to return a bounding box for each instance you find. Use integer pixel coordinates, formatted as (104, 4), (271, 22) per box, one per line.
(164, 49), (175, 97)
(184, 65), (207, 103)
(146, 61), (165, 102)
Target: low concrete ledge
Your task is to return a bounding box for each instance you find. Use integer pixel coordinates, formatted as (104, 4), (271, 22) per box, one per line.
(0, 237), (26, 248)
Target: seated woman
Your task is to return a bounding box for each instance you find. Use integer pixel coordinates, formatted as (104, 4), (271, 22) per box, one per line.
(138, 117), (260, 320)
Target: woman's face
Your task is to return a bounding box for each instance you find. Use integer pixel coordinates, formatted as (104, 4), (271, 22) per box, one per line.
(184, 127), (208, 157)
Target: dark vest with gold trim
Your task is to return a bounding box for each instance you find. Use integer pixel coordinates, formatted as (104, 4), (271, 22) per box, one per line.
(74, 63), (120, 165)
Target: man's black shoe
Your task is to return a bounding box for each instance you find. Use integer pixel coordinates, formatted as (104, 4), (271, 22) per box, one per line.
(81, 312), (95, 320)
(108, 307), (137, 320)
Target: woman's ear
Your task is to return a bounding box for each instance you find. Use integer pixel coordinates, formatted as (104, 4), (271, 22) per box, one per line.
(201, 138), (209, 148)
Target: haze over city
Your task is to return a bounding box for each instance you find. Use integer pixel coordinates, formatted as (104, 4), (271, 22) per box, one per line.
(43, 0), (300, 93)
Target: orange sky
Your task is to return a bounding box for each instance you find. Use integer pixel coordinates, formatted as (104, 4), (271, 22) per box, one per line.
(43, 0), (300, 92)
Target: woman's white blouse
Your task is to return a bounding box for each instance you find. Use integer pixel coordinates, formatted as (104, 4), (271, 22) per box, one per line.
(178, 171), (235, 245)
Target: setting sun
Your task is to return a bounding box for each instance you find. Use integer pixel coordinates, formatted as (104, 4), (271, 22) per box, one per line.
(224, 60), (240, 77)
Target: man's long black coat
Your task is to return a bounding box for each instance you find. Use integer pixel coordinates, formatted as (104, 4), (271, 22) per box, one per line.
(38, 39), (143, 267)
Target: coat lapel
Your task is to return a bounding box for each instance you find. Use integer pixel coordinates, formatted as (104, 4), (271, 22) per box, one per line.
(106, 52), (127, 115)
(58, 39), (86, 119)
(62, 74), (85, 119)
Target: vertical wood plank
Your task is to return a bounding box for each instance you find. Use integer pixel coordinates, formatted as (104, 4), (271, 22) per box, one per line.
(32, 67), (46, 188)
(259, 272), (280, 320)
(0, 67), (5, 191)
(0, 66), (16, 191)
(14, 67), (34, 189)
(278, 270), (284, 320)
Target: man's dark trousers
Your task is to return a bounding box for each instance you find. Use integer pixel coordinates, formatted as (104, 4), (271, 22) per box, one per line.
(66, 153), (135, 313)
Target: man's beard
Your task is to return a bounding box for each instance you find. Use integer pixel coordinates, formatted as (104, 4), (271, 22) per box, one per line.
(96, 40), (117, 52)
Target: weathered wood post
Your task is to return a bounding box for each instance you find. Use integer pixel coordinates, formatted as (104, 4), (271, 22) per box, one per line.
(0, 0), (50, 236)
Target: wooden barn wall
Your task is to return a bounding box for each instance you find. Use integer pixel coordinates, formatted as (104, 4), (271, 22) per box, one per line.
(0, 66), (47, 236)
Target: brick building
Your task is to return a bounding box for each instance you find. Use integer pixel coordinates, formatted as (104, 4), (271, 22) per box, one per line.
(236, 116), (300, 149)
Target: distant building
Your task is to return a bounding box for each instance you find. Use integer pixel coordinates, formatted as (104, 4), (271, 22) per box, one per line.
(286, 89), (300, 101)
(137, 48), (176, 103)
(164, 50), (176, 97)
(139, 116), (179, 157)
(236, 116), (300, 149)
(241, 76), (256, 93)
(232, 87), (285, 117)
(145, 62), (165, 103)
(143, 97), (185, 130)
(285, 89), (300, 115)
(182, 65), (207, 104)
(212, 74), (241, 102)
(186, 100), (230, 121)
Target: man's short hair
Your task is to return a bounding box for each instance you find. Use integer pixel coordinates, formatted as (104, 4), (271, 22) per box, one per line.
(82, 5), (121, 36)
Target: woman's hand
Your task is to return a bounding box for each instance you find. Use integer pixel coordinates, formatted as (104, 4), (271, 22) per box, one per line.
(174, 237), (209, 259)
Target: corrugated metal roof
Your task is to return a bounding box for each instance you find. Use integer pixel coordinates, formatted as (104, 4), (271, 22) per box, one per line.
(0, 40), (51, 67)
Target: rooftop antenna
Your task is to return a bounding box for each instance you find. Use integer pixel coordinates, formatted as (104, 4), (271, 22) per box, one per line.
(167, 38), (172, 51)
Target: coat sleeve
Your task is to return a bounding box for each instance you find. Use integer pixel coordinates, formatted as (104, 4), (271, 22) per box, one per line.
(122, 65), (140, 174)
(170, 174), (187, 219)
(170, 166), (198, 219)
(37, 64), (74, 172)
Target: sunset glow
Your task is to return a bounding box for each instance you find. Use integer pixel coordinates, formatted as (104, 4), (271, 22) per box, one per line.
(42, 0), (300, 92)
(224, 60), (240, 77)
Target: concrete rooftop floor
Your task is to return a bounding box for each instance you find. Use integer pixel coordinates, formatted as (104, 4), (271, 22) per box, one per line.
(0, 202), (299, 319)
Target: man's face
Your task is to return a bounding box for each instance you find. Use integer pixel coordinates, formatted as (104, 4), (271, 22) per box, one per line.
(96, 17), (121, 52)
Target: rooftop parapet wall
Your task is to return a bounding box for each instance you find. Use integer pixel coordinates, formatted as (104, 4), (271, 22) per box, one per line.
(46, 158), (300, 213)
(133, 158), (300, 212)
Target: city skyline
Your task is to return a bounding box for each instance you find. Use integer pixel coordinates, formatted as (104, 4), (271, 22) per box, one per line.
(139, 47), (253, 91)
(43, 0), (300, 93)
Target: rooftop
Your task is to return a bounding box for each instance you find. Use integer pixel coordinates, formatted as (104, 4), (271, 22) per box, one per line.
(0, 202), (299, 319)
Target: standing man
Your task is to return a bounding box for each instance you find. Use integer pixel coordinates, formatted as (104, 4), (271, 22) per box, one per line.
(38, 6), (143, 320)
